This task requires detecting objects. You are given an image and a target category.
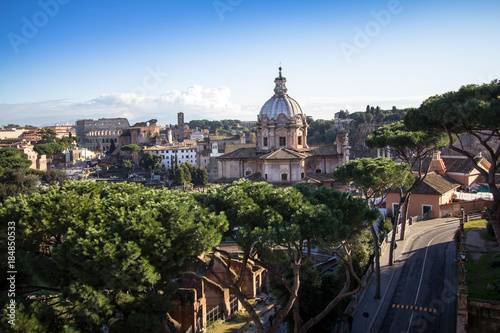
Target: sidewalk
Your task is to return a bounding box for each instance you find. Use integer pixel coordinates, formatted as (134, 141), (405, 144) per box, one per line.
(240, 304), (287, 333)
(347, 217), (459, 333)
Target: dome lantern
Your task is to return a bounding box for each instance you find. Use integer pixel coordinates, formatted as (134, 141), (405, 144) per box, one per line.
(258, 67), (303, 121)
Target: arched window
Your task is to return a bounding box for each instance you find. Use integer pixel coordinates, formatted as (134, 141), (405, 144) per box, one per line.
(245, 167), (252, 176)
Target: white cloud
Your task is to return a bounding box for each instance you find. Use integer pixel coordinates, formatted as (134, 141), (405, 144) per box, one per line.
(0, 85), (257, 126)
(0, 86), (428, 126)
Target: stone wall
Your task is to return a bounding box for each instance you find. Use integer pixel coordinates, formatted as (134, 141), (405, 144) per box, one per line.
(347, 122), (387, 159)
(76, 118), (130, 151)
(439, 200), (493, 217)
(467, 298), (500, 332)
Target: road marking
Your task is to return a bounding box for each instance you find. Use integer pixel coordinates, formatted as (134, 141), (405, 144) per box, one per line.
(392, 304), (437, 313)
(364, 219), (459, 333)
(406, 232), (445, 333)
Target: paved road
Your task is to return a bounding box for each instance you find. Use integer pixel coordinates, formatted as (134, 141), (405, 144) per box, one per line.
(377, 221), (457, 333)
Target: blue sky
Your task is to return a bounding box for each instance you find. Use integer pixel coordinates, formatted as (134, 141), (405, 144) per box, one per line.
(1, 0), (499, 126)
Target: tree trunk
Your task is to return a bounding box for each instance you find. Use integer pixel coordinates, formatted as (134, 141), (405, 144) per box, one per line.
(234, 289), (266, 333)
(266, 261), (302, 333)
(399, 195), (411, 241)
(370, 224), (381, 299)
(388, 205), (401, 266)
(488, 176), (500, 247)
(293, 298), (302, 333)
(298, 243), (361, 332)
(490, 198), (500, 247)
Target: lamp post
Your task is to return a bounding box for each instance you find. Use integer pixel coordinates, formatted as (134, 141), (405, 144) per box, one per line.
(459, 251), (468, 290)
(459, 206), (465, 234)
(458, 206), (468, 291)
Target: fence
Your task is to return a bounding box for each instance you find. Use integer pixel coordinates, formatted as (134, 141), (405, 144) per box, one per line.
(229, 297), (239, 315)
(206, 305), (222, 330)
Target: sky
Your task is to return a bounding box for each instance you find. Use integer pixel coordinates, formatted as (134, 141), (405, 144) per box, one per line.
(1, 0), (499, 127)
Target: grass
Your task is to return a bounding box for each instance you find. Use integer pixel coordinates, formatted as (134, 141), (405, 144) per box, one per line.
(466, 251), (500, 301)
(464, 219), (488, 230)
(207, 300), (268, 333)
(463, 218), (500, 301)
(207, 311), (252, 333)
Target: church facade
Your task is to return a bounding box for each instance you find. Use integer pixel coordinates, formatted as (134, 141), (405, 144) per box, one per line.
(216, 68), (350, 186)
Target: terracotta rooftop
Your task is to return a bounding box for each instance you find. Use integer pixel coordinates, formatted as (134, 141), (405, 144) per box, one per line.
(442, 157), (483, 173)
(474, 173), (500, 185)
(412, 155), (484, 174)
(412, 172), (461, 195)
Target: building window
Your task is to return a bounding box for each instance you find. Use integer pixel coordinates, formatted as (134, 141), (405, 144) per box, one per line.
(315, 168), (321, 173)
(301, 172), (305, 179)
(265, 173), (268, 180)
(422, 205), (432, 216)
(279, 137), (286, 146)
(393, 203), (400, 215)
(281, 173), (288, 181)
(298, 136), (302, 145)
(263, 137), (268, 146)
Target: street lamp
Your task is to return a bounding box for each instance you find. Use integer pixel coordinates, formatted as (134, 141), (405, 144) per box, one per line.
(459, 206), (465, 234)
(459, 251), (468, 289)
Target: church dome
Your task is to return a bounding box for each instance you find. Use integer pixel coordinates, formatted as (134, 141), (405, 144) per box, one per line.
(258, 68), (303, 121)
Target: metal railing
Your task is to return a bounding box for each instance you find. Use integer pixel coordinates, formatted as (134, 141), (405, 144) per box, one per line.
(206, 305), (222, 329)
(229, 297), (239, 315)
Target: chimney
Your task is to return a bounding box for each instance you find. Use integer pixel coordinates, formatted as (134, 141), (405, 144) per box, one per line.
(429, 150), (446, 175)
